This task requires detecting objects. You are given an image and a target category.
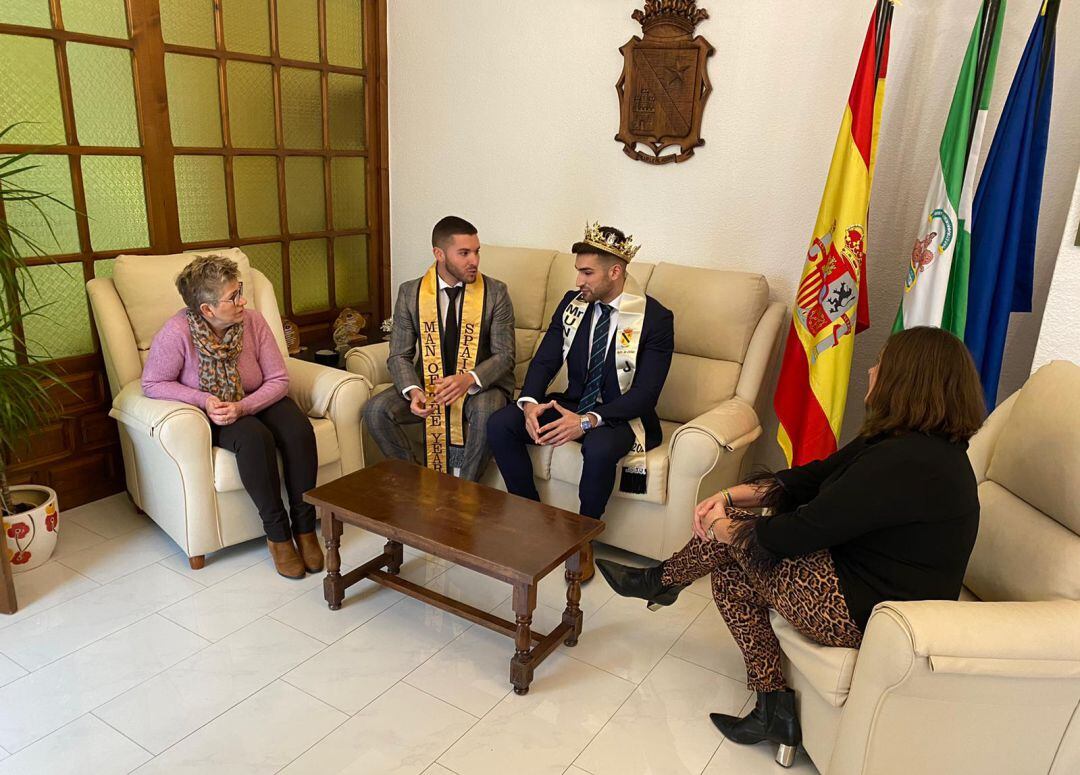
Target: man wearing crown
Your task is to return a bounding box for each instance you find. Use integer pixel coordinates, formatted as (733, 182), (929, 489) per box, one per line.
(363, 216), (516, 481)
(487, 224), (675, 581)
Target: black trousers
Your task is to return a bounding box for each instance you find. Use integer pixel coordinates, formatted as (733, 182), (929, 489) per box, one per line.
(486, 399), (636, 519)
(211, 396), (317, 543)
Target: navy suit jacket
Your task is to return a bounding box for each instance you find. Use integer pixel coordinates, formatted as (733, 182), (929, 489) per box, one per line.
(521, 290), (675, 449)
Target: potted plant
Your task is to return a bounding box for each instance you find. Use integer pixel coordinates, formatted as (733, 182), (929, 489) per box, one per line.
(1, 125), (70, 577)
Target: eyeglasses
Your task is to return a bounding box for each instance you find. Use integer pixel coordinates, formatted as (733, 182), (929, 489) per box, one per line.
(216, 282), (244, 306)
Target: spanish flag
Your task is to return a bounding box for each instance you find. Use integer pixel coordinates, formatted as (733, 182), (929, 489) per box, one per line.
(774, 0), (893, 467)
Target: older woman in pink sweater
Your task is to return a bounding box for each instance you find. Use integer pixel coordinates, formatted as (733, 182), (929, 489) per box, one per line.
(142, 254), (321, 579)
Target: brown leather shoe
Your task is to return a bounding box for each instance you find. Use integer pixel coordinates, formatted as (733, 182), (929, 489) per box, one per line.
(565, 542), (595, 584)
(294, 531), (324, 574)
(267, 538), (306, 579)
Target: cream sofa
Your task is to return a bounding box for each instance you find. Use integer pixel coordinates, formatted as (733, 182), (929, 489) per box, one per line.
(772, 360), (1080, 775)
(346, 245), (786, 560)
(87, 249), (370, 568)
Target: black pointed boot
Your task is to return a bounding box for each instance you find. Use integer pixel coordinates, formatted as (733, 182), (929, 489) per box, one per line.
(710, 689), (801, 768)
(595, 559), (687, 611)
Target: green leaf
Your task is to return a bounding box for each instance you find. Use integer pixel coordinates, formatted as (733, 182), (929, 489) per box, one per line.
(0, 123), (69, 448)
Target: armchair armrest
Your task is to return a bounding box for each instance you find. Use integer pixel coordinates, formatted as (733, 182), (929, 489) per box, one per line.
(109, 380), (208, 436)
(344, 342), (391, 388)
(828, 599), (1080, 775)
(669, 397), (761, 477)
(286, 358), (370, 474)
(872, 599), (1080, 675)
(286, 358), (369, 417)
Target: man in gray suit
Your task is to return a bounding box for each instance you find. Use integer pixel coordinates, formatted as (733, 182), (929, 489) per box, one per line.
(364, 216), (515, 481)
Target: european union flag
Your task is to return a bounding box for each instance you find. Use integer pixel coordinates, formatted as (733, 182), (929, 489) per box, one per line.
(966, 0), (1059, 408)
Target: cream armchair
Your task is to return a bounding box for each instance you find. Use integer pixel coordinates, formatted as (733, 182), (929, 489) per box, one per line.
(346, 245), (785, 560)
(87, 249), (370, 569)
(771, 360), (1080, 775)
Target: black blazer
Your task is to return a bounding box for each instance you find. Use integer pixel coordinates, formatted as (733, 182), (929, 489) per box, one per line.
(521, 290), (675, 449)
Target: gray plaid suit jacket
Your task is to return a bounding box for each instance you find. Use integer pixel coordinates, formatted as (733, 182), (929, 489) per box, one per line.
(386, 273), (516, 399)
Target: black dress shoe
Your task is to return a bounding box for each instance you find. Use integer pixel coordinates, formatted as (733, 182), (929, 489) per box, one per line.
(595, 559), (687, 610)
(710, 689), (801, 768)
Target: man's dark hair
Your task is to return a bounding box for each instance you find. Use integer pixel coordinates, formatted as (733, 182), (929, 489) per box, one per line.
(571, 226), (626, 266)
(431, 216), (478, 250)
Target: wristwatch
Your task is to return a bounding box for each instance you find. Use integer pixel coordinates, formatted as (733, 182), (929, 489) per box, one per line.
(579, 414), (593, 433)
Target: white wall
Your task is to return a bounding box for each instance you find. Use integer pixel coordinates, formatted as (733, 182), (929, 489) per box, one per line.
(1032, 169), (1080, 371)
(387, 0), (1080, 467)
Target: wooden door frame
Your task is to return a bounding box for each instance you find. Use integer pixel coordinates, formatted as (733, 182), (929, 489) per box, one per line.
(373, 0), (391, 318)
(0, 0), (391, 510)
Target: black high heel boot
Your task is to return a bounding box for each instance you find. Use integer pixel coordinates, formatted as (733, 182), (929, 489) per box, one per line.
(595, 559), (687, 611)
(710, 689), (801, 768)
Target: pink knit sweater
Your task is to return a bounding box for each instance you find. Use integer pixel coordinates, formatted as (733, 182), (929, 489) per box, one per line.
(141, 309), (289, 416)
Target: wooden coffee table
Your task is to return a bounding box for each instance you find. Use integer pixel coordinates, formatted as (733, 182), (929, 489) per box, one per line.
(303, 459), (605, 695)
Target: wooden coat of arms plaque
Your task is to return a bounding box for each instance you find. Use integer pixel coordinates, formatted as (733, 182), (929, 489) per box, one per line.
(615, 1), (714, 165)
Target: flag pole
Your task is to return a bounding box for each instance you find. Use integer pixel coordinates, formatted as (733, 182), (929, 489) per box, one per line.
(969, 0), (1002, 147)
(874, 0), (894, 80)
(1038, 0), (1060, 97)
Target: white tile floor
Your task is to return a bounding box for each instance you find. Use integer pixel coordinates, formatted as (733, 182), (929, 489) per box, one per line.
(0, 493), (819, 775)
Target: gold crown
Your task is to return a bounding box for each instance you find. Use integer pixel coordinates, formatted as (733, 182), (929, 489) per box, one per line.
(581, 222), (641, 262)
(632, 1), (709, 34)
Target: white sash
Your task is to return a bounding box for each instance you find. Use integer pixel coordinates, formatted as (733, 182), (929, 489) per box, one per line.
(560, 276), (649, 493)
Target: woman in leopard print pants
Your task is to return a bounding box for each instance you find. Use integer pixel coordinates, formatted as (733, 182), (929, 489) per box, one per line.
(660, 507), (862, 693)
(597, 327), (987, 767)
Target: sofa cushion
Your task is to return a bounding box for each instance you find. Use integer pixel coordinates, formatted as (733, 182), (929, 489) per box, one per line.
(480, 245), (557, 331)
(547, 420), (679, 505)
(965, 480), (1080, 603)
(656, 353), (742, 425)
(113, 248), (254, 354)
(514, 329), (541, 388)
(986, 361), (1080, 538)
(646, 263), (769, 363)
(771, 611), (859, 708)
(213, 417), (339, 492)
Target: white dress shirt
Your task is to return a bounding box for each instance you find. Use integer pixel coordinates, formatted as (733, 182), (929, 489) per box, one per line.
(401, 274), (482, 399)
(518, 292), (624, 426)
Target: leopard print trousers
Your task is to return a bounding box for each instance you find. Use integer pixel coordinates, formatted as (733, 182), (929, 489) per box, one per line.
(660, 509), (863, 692)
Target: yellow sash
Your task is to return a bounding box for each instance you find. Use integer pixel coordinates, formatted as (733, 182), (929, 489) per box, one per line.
(418, 265), (485, 473)
(560, 276), (649, 493)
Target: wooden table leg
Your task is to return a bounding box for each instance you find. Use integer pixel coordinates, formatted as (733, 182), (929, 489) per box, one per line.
(510, 583), (536, 695)
(562, 548), (583, 647)
(322, 509), (344, 610)
(385, 540), (403, 574)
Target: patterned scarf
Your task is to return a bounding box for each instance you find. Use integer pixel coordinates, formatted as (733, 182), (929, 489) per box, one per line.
(186, 309), (245, 402)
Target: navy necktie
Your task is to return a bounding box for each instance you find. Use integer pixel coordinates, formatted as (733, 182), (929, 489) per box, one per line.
(577, 303), (612, 414)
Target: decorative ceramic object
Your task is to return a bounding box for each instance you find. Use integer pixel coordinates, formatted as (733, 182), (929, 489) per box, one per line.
(380, 317), (393, 334)
(282, 318), (301, 355)
(3, 485), (60, 573)
(332, 308), (367, 351)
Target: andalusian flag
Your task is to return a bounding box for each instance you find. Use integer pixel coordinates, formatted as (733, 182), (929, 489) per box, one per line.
(966, 0), (1059, 407)
(894, 0), (1005, 336)
(774, 0), (893, 467)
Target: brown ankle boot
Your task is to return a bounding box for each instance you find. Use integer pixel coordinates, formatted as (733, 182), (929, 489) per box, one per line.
(267, 538), (306, 579)
(294, 532), (324, 573)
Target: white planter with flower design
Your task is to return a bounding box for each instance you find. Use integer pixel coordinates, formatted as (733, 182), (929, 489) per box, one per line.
(2, 485), (60, 573)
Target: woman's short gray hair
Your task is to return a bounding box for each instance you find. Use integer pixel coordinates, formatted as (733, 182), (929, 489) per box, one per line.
(175, 254), (239, 312)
